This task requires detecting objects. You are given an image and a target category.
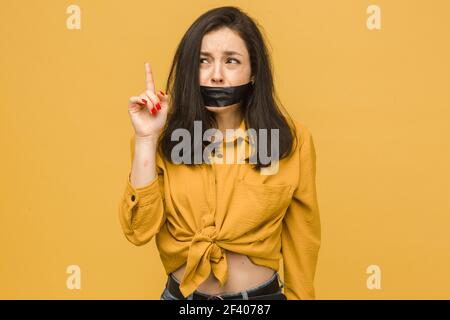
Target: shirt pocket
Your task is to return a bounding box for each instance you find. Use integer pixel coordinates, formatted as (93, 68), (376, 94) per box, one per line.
(223, 179), (294, 237)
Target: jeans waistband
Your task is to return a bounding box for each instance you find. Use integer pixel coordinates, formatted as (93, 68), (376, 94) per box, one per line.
(167, 271), (284, 300)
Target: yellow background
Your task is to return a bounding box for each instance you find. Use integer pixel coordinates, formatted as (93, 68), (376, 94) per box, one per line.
(1, 0), (449, 299)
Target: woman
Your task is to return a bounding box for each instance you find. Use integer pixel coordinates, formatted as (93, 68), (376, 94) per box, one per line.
(119, 6), (321, 300)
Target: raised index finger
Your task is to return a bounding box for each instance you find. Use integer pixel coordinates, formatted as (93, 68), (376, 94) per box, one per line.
(145, 62), (155, 93)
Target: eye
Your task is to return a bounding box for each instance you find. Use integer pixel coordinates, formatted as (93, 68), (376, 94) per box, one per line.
(227, 58), (240, 64)
(199, 57), (240, 64)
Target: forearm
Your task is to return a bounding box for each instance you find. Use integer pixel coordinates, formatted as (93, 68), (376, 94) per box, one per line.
(130, 135), (160, 188)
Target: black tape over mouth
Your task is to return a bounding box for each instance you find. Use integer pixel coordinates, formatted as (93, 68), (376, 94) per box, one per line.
(200, 82), (253, 107)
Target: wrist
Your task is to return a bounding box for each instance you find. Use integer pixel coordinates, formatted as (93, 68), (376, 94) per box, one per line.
(135, 133), (160, 145)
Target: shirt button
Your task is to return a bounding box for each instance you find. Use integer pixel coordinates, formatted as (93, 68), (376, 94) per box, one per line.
(131, 195), (136, 202)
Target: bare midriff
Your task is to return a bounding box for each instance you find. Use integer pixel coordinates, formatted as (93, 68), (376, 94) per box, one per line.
(171, 250), (277, 295)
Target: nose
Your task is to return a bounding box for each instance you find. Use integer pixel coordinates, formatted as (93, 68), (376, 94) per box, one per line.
(211, 77), (224, 85)
(210, 65), (224, 85)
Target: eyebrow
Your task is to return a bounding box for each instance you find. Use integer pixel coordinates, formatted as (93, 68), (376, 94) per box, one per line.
(200, 51), (243, 57)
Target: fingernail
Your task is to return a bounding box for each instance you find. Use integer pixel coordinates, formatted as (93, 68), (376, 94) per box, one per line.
(141, 98), (147, 104)
(150, 107), (157, 115)
(159, 90), (165, 96)
(155, 102), (161, 110)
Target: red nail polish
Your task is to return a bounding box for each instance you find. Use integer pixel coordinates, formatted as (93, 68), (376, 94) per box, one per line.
(141, 99), (147, 104)
(150, 107), (157, 115)
(155, 102), (161, 110)
(159, 90), (165, 96)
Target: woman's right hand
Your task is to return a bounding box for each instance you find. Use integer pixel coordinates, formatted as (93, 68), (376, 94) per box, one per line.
(128, 62), (170, 138)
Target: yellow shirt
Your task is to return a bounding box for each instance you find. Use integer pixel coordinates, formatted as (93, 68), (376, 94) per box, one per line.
(118, 118), (321, 300)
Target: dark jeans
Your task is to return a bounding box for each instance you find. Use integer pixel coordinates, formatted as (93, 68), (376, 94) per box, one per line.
(160, 271), (286, 300)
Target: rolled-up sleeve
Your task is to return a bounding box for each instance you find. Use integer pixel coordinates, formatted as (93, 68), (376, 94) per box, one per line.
(281, 126), (321, 300)
(118, 135), (166, 246)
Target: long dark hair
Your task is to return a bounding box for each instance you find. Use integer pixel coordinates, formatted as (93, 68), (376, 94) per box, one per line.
(160, 6), (298, 170)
